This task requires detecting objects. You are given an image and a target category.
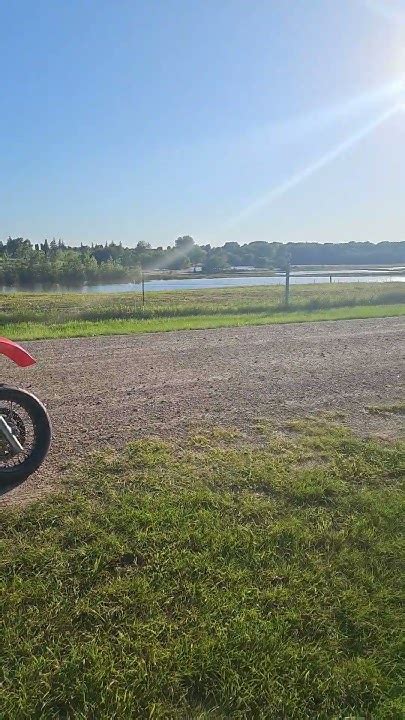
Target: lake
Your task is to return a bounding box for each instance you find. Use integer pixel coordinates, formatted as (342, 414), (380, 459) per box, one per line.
(1, 273), (404, 294)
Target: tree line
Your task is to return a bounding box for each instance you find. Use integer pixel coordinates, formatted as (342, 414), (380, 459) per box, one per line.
(0, 236), (404, 287)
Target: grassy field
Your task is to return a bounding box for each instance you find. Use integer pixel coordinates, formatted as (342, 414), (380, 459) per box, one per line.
(1, 418), (404, 718)
(0, 282), (404, 340)
(1, 303), (404, 341)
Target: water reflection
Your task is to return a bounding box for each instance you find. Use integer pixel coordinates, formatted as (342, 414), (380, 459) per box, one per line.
(1, 273), (404, 294)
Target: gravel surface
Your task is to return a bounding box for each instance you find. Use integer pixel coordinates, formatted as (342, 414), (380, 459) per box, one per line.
(1, 316), (404, 505)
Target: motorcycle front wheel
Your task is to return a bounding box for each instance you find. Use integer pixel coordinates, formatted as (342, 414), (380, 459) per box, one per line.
(0, 386), (51, 484)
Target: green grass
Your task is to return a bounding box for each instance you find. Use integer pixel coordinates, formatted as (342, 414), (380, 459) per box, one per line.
(1, 418), (404, 718)
(1, 302), (405, 341)
(367, 402), (405, 416)
(0, 282), (403, 340)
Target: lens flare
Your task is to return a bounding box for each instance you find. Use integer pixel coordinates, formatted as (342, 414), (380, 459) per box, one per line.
(221, 104), (402, 231)
(361, 0), (405, 24)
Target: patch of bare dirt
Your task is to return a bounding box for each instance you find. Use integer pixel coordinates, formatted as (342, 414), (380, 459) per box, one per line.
(1, 316), (404, 506)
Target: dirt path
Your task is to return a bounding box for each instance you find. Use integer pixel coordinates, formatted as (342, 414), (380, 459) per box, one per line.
(1, 316), (404, 505)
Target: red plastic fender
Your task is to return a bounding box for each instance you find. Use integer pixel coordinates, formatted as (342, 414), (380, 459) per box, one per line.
(0, 337), (36, 367)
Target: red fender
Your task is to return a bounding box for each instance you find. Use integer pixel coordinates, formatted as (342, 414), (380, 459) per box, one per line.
(0, 337), (36, 367)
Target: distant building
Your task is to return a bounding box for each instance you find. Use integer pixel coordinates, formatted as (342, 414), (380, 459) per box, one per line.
(230, 265), (256, 271)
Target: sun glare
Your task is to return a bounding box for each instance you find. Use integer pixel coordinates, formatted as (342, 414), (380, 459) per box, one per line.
(362, 0), (405, 24)
(221, 101), (402, 231)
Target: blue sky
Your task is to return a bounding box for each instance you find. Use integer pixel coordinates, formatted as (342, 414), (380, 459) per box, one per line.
(0, 0), (404, 247)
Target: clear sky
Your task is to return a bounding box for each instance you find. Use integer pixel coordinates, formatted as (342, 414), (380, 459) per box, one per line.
(1, 0), (404, 247)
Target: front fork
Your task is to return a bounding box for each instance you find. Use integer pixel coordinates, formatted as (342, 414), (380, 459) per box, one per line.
(0, 415), (24, 453)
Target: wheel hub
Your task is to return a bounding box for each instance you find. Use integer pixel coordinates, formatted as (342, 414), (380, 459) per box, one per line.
(0, 408), (26, 457)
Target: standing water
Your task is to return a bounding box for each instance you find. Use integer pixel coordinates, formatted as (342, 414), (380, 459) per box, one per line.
(1, 273), (404, 294)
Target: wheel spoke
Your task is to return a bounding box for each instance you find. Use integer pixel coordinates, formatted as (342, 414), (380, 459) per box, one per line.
(0, 400), (35, 469)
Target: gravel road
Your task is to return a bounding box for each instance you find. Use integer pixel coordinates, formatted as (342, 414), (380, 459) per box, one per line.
(1, 316), (404, 505)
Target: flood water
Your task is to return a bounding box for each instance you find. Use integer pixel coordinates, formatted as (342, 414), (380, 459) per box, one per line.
(1, 273), (404, 294)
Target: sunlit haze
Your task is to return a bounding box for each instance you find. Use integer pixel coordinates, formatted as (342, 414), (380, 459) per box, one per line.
(1, 0), (404, 247)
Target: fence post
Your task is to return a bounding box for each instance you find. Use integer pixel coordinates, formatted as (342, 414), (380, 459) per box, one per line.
(142, 272), (145, 308)
(285, 264), (290, 306)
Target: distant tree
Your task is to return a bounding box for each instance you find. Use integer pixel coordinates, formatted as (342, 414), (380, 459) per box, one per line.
(59, 252), (86, 285)
(136, 241), (152, 251)
(164, 248), (190, 270)
(92, 244), (112, 264)
(188, 245), (206, 265)
(6, 237), (27, 257)
(202, 250), (228, 273)
(276, 248), (292, 271)
(175, 236), (194, 251)
(0, 235), (404, 288)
